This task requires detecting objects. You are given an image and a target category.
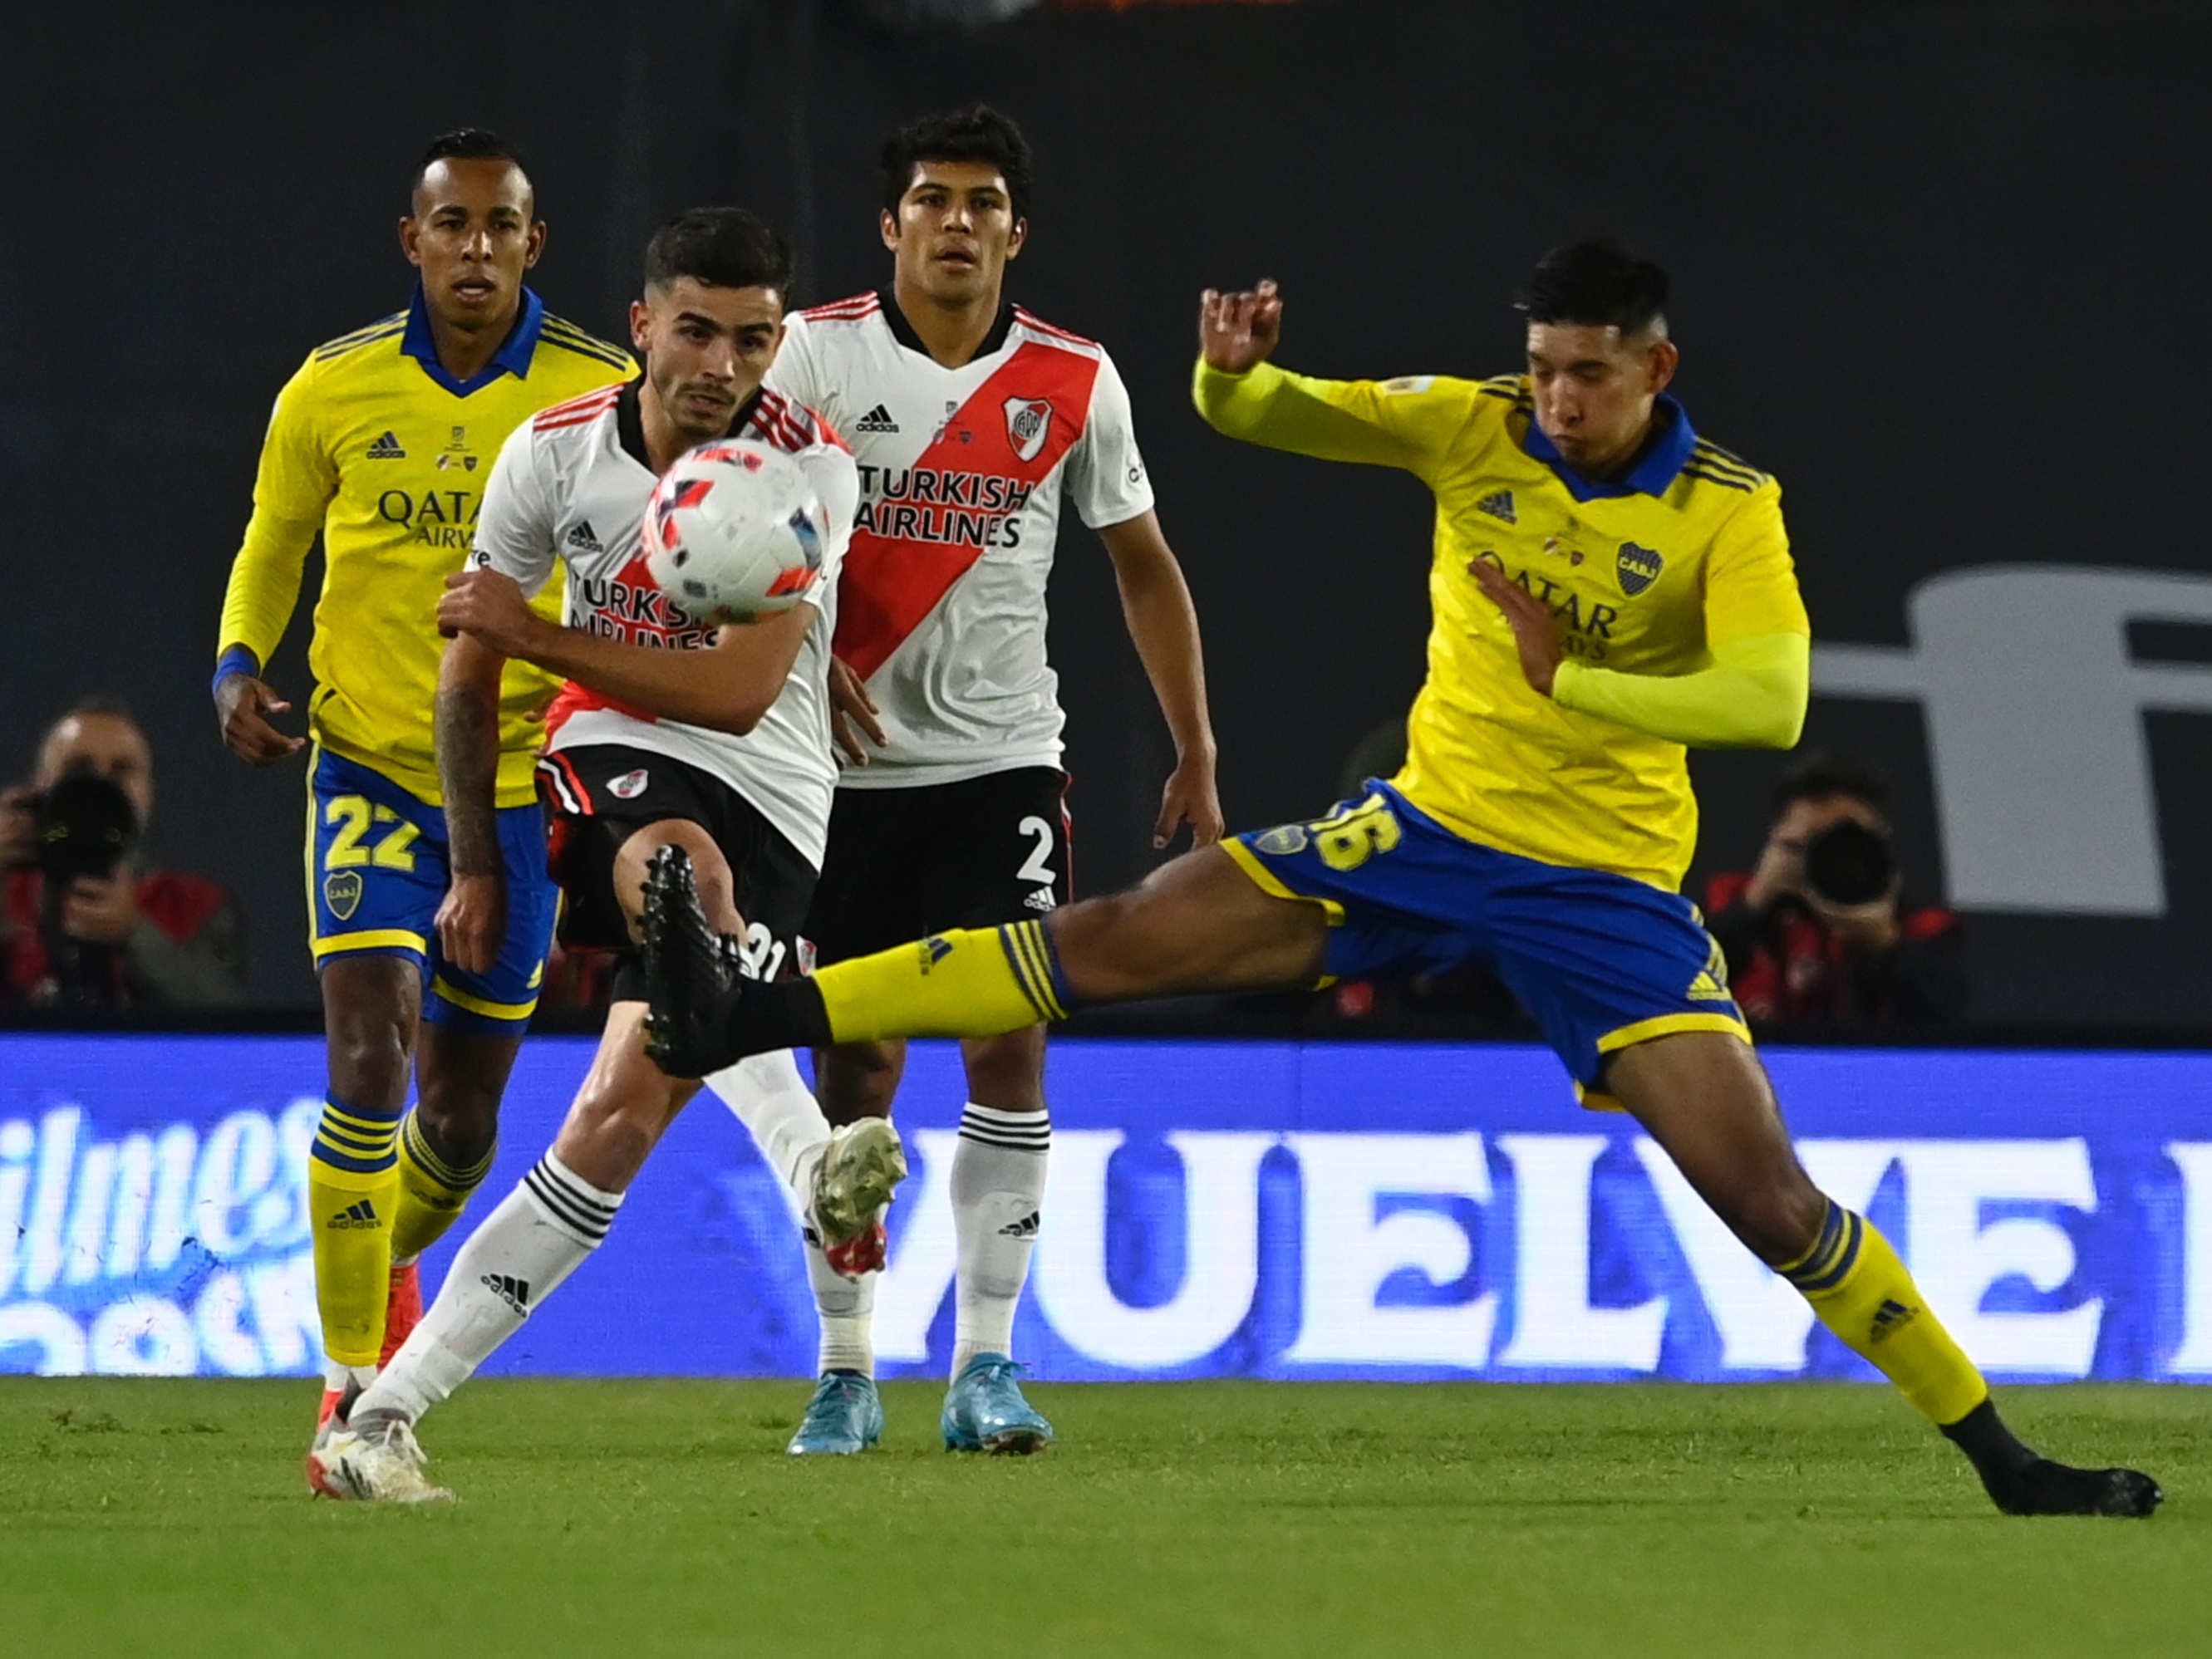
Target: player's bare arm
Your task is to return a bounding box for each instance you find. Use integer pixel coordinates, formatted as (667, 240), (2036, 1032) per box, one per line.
(438, 566), (815, 735)
(1097, 511), (1223, 849)
(432, 632), (508, 975)
(1198, 279), (1283, 372)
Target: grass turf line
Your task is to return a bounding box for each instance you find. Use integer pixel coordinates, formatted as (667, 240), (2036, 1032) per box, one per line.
(0, 1378), (2203, 1658)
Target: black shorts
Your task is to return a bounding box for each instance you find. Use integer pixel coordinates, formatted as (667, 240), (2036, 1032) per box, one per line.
(538, 744), (817, 997)
(806, 767), (1071, 965)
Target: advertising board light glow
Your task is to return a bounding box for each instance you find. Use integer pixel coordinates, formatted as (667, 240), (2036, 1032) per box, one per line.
(1, 1034), (2207, 1383)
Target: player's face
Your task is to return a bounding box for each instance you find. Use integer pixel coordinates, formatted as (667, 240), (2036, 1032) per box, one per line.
(401, 159), (544, 331)
(882, 161), (1026, 306)
(1525, 323), (1679, 477)
(38, 714), (155, 827)
(632, 278), (786, 441)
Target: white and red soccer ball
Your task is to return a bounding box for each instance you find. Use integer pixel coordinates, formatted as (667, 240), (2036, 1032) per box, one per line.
(642, 440), (827, 625)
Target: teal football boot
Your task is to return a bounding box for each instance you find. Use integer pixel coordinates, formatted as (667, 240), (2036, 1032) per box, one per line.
(787, 1371), (884, 1455)
(941, 1353), (1053, 1455)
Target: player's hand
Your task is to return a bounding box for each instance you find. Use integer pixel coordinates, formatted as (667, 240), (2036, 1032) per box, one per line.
(439, 569), (543, 659)
(1471, 559), (1564, 696)
(1155, 749), (1225, 851)
(435, 871), (507, 977)
(827, 655), (888, 768)
(1199, 279), (1284, 374)
(61, 871), (139, 945)
(214, 673), (307, 765)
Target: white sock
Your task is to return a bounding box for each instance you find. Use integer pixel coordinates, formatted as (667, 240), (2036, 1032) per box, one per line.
(352, 1153), (622, 1425)
(808, 1240), (876, 1376)
(950, 1102), (1048, 1380)
(705, 1049), (833, 1201)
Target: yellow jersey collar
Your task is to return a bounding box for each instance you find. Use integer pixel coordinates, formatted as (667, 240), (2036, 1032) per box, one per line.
(401, 283), (546, 397)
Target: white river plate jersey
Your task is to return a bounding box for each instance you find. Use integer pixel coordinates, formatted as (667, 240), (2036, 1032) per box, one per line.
(470, 377), (858, 868)
(765, 290), (1155, 788)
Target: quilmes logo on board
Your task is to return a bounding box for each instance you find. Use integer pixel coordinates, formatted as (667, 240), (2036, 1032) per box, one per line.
(0, 1101), (322, 1377)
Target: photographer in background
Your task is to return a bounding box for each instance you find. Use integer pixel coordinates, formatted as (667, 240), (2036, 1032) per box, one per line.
(1, 700), (245, 1009)
(1705, 753), (1967, 1024)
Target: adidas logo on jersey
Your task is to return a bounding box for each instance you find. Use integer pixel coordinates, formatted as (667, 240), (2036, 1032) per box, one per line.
(1024, 887), (1058, 912)
(1476, 489), (1516, 523)
(998, 1210), (1041, 1240)
(327, 1199), (380, 1230)
(852, 403), (899, 433)
(565, 519), (603, 553)
(366, 431), (406, 459)
(481, 1273), (531, 1314)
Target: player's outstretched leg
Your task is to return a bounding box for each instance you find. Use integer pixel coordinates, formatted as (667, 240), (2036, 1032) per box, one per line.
(1608, 1032), (2160, 1518)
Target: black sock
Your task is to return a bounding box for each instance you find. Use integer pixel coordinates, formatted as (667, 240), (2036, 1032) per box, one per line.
(725, 977), (832, 1058)
(1940, 1398), (2035, 1478)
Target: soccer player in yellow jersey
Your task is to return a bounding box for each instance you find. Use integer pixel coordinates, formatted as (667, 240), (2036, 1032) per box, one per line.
(644, 239), (2160, 1517)
(212, 130), (632, 1471)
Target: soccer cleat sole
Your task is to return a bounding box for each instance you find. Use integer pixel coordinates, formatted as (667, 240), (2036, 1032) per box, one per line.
(824, 1219), (888, 1279)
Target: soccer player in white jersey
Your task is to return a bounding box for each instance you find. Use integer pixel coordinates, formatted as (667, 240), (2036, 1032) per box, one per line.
(308, 208), (880, 1502)
(708, 106), (1222, 1456)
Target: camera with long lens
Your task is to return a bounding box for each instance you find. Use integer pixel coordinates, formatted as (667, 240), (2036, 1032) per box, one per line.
(1801, 817), (1895, 908)
(28, 771), (140, 1007)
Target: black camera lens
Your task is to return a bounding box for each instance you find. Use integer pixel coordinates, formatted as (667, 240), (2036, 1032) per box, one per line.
(33, 773), (139, 884)
(1802, 818), (1894, 907)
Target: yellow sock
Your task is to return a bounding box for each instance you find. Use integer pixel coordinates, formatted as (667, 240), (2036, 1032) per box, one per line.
(817, 920), (1069, 1043)
(388, 1112), (497, 1263)
(306, 1094), (405, 1368)
(1782, 1201), (1988, 1425)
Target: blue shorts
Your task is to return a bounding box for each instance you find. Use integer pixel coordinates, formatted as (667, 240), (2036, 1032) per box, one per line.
(306, 749), (558, 1032)
(1225, 783), (1749, 1100)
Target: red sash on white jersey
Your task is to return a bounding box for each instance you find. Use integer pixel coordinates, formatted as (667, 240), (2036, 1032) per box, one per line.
(833, 341), (1100, 680)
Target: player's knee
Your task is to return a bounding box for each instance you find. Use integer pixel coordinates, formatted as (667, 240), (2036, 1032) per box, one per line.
(327, 1014), (411, 1106)
(1048, 892), (1153, 1001)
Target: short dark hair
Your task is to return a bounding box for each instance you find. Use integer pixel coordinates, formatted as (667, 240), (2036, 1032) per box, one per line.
(880, 106), (1035, 222)
(642, 208), (795, 301)
(1516, 238), (1669, 336)
(1772, 751), (1889, 817)
(413, 128), (531, 200)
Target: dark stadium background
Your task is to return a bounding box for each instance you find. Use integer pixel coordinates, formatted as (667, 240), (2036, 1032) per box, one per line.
(2, 0), (2207, 1024)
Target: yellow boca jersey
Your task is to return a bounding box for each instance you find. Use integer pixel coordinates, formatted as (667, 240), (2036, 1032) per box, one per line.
(1193, 361), (1809, 891)
(219, 290), (634, 806)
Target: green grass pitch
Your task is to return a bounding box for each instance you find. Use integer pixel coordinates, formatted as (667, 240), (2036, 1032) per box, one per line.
(1, 1378), (2205, 1658)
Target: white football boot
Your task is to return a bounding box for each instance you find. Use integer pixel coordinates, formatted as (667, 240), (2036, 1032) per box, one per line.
(306, 1411), (453, 1504)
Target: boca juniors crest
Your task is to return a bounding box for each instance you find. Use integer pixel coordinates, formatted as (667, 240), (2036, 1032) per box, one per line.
(1616, 541), (1664, 597)
(322, 870), (363, 922)
(1004, 397), (1054, 463)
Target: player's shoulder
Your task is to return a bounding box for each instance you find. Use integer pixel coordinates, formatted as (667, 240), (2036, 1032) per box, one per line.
(306, 310), (409, 371)
(1678, 434), (1777, 498)
(751, 385), (850, 457)
(533, 310), (636, 375)
(794, 291), (885, 331)
(529, 381), (626, 436)
(1010, 305), (1108, 361)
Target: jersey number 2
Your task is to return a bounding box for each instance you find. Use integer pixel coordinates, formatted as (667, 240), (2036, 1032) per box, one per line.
(1016, 816), (1058, 886)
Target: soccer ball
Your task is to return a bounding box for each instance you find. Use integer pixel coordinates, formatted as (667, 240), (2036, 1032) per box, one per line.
(642, 440), (828, 626)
